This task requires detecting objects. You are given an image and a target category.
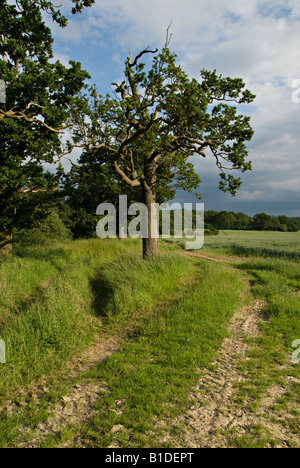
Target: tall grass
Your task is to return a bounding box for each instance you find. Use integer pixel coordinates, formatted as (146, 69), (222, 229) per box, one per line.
(0, 239), (138, 399)
(97, 253), (194, 326)
(0, 257), (59, 324)
(0, 239), (193, 402)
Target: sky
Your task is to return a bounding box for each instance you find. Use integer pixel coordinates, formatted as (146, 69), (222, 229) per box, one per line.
(47, 0), (300, 217)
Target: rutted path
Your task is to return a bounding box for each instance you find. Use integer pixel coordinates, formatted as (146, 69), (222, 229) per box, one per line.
(157, 298), (267, 448)
(156, 250), (300, 448)
(3, 251), (299, 448)
(158, 292), (299, 448)
(4, 334), (122, 448)
(183, 250), (245, 264)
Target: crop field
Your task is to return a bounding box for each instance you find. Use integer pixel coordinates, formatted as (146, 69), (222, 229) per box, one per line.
(203, 230), (300, 259)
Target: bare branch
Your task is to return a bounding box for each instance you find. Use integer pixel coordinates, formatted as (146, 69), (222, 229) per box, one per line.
(128, 47), (159, 68)
(165, 21), (173, 48)
(20, 186), (59, 194)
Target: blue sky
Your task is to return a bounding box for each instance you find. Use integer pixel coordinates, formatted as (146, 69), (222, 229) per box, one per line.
(47, 0), (300, 216)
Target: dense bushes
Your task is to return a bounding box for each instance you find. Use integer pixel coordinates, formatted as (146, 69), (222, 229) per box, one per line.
(16, 212), (73, 245)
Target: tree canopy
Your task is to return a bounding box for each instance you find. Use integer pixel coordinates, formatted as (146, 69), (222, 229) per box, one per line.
(0, 0), (93, 252)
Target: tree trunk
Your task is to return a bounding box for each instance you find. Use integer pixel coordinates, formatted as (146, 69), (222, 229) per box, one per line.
(0, 228), (13, 257)
(142, 158), (158, 259)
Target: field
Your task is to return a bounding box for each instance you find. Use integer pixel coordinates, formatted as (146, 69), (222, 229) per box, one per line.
(0, 232), (299, 448)
(203, 230), (300, 259)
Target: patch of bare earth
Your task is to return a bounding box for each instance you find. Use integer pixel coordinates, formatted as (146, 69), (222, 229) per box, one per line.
(157, 299), (300, 448)
(3, 334), (122, 448)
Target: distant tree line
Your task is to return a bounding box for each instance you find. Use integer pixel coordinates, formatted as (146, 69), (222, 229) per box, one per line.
(14, 191), (300, 246)
(205, 211), (300, 232)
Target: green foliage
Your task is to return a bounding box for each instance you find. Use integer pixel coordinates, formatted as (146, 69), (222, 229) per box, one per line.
(0, 0), (92, 233)
(205, 227), (219, 236)
(67, 46), (255, 207)
(63, 149), (141, 238)
(205, 210), (300, 232)
(17, 212), (73, 245)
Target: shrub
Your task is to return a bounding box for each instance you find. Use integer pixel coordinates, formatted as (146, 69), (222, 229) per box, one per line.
(17, 212), (73, 245)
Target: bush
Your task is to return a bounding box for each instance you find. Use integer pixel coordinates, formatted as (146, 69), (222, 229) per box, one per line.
(17, 212), (73, 245)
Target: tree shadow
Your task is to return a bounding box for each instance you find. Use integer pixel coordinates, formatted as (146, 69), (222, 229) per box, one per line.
(90, 271), (114, 319)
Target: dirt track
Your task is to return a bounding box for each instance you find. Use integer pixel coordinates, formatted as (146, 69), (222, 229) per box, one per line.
(4, 251), (300, 448)
(158, 293), (299, 448)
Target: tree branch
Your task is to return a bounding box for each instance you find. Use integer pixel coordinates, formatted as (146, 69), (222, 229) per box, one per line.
(128, 47), (159, 68)
(113, 160), (141, 187)
(0, 105), (64, 133)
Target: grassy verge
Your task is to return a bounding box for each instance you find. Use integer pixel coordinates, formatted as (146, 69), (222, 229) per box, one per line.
(237, 257), (300, 393)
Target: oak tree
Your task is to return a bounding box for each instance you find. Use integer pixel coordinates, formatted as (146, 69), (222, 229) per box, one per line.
(68, 44), (256, 257)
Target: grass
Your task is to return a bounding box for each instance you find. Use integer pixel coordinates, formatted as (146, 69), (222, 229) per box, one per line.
(0, 232), (299, 448)
(200, 231), (300, 444)
(166, 231), (300, 447)
(235, 257), (300, 401)
(54, 258), (247, 448)
(0, 238), (140, 400)
(166, 229), (300, 259)
(0, 238), (248, 448)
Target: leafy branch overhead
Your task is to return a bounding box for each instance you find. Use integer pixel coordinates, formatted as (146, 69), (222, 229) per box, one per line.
(0, 0), (94, 130)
